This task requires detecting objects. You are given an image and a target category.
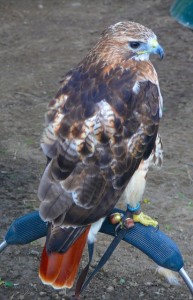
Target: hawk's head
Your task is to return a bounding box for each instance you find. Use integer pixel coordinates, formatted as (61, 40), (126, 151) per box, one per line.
(92, 21), (164, 64)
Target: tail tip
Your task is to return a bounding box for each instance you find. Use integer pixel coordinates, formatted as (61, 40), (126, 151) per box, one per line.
(39, 271), (73, 289)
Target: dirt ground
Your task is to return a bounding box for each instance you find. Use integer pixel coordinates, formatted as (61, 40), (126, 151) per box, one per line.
(0, 0), (193, 299)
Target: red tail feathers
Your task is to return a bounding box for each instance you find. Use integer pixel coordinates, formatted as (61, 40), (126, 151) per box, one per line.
(39, 227), (90, 289)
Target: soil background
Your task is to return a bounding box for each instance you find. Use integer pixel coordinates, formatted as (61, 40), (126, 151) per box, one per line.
(0, 1), (193, 299)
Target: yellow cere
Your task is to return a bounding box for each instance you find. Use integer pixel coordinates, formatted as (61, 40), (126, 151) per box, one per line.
(150, 39), (159, 48)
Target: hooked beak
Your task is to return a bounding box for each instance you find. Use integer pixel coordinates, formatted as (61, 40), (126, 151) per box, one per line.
(150, 39), (165, 60)
(155, 45), (165, 60)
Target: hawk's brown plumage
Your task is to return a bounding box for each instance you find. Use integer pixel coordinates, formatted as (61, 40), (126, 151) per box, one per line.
(38, 21), (164, 289)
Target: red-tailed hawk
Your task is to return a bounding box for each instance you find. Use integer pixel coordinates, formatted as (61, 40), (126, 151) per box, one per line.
(38, 21), (164, 289)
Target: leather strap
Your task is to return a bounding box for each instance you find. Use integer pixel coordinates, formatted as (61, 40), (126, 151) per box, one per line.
(72, 214), (129, 299)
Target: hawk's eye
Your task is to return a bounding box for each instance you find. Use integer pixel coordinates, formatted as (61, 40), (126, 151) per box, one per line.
(129, 42), (141, 49)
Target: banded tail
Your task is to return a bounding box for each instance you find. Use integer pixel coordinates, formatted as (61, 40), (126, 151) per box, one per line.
(39, 226), (90, 289)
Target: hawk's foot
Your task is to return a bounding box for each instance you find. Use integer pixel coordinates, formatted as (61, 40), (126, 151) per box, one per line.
(133, 212), (158, 227)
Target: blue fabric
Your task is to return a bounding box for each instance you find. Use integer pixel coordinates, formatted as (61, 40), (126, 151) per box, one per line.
(127, 202), (140, 212)
(5, 209), (184, 272)
(170, 0), (193, 29)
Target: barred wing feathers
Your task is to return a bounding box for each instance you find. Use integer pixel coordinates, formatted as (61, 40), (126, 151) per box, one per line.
(38, 60), (160, 228)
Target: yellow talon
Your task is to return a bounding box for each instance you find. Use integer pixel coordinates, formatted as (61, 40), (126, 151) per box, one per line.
(133, 212), (158, 227)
